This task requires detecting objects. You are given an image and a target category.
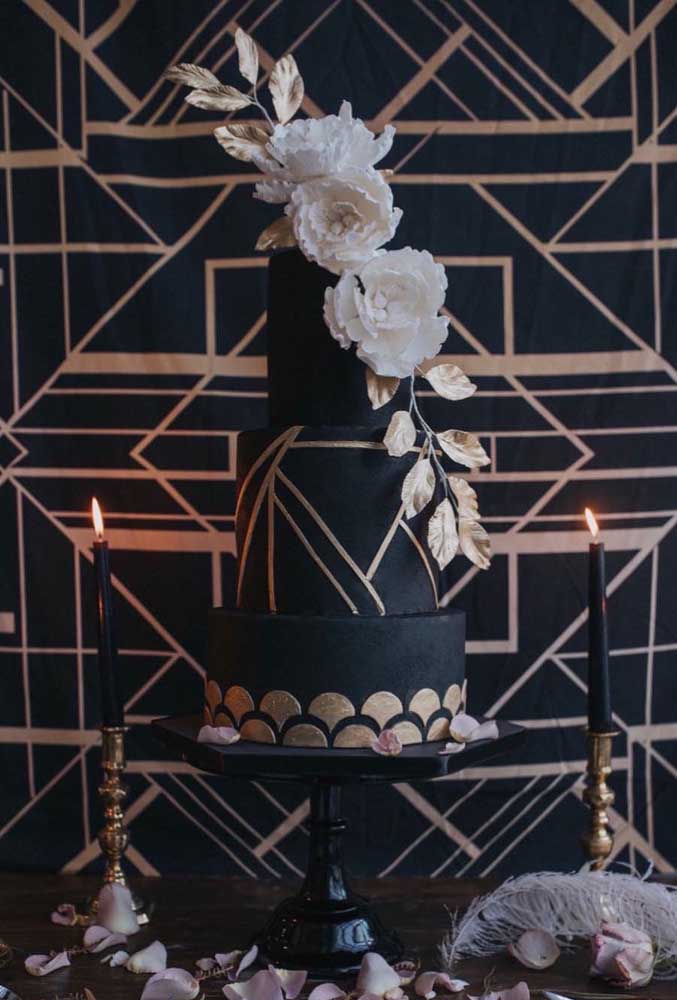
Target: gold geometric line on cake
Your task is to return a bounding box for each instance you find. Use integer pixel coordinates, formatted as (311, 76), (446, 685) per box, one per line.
(275, 468), (386, 615)
(235, 426), (299, 521)
(267, 480), (276, 612)
(236, 426), (302, 606)
(398, 519), (439, 605)
(273, 494), (359, 614)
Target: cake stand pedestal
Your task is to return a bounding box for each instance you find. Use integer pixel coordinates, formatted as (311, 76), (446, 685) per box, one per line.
(152, 714), (525, 977)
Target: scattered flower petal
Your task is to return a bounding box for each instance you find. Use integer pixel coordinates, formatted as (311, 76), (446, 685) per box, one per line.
(236, 944), (258, 977)
(97, 883), (140, 935)
(308, 985), (345, 1000)
(415, 972), (467, 998)
(127, 940), (167, 974)
(591, 922), (655, 988)
(273, 968), (307, 1000)
(198, 725), (240, 746)
(508, 929), (560, 970)
(51, 902), (78, 926)
(438, 741), (465, 756)
(224, 969), (284, 1000)
(101, 950), (129, 967)
(197, 958), (218, 972)
(356, 952), (403, 998)
(371, 729), (403, 757)
(25, 952), (71, 976)
(142, 969), (200, 1000)
(449, 713), (498, 744)
(84, 925), (128, 954)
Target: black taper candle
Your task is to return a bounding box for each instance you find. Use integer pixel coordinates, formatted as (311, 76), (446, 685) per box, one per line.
(587, 511), (612, 732)
(92, 499), (123, 727)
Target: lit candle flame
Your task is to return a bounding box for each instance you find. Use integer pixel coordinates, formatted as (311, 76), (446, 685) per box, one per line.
(91, 497), (104, 541)
(585, 507), (599, 540)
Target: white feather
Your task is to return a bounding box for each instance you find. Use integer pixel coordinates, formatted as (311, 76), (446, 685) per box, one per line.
(441, 869), (677, 979)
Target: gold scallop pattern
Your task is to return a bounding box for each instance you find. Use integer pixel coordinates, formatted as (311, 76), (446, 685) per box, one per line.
(283, 724), (328, 748)
(461, 678), (468, 711)
(333, 724), (377, 748)
(443, 683), (463, 716)
(427, 717), (451, 742)
(214, 710), (233, 729)
(205, 679), (223, 715)
(361, 691), (403, 728)
(224, 685), (254, 723)
(240, 719), (276, 744)
(203, 705), (213, 726)
(392, 721), (423, 745)
(260, 690), (302, 728)
(409, 688), (441, 725)
(308, 692), (355, 732)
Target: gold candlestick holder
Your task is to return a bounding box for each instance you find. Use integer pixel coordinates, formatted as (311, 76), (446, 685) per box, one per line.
(90, 725), (149, 925)
(582, 729), (618, 870)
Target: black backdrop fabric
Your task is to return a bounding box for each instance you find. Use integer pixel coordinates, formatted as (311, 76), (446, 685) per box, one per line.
(1, 0), (677, 878)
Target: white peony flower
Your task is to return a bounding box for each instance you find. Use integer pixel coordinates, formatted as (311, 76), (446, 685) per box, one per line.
(323, 248), (449, 377)
(254, 100), (395, 204)
(286, 168), (401, 275)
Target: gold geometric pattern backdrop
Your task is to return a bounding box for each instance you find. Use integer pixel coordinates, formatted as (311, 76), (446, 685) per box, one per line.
(1, 0), (676, 876)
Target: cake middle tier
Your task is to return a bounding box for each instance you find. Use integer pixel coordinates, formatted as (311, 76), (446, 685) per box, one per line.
(236, 425), (440, 615)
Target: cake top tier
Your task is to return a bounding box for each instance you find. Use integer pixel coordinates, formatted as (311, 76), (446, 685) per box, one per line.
(267, 249), (408, 427)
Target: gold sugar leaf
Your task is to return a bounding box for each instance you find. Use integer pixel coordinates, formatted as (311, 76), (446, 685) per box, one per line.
(185, 86), (252, 112)
(269, 54), (304, 124)
(255, 216), (296, 251)
(214, 123), (269, 162)
(366, 368), (400, 410)
(235, 27), (259, 86)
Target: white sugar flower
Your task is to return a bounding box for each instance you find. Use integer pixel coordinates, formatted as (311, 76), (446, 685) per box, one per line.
(255, 100), (395, 204)
(286, 168), (401, 275)
(324, 248), (449, 377)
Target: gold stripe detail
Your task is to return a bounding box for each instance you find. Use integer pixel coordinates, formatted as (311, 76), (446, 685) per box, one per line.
(367, 440), (428, 582)
(267, 480), (276, 612)
(274, 496), (359, 615)
(276, 469), (386, 615)
(236, 427), (302, 607)
(235, 426), (296, 521)
(398, 519), (439, 605)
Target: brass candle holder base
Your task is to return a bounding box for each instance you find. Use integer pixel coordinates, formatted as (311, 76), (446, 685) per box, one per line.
(582, 729), (618, 870)
(90, 725), (150, 925)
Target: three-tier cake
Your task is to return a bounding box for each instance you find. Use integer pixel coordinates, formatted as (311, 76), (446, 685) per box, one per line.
(203, 249), (466, 749)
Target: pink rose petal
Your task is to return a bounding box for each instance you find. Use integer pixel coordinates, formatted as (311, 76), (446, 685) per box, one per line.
(83, 925), (127, 954)
(371, 730), (403, 757)
(498, 983), (530, 1000)
(224, 969), (284, 1000)
(142, 969), (200, 1000)
(198, 725), (240, 746)
(237, 944), (259, 976)
(51, 902), (77, 926)
(272, 967), (308, 1000)
(438, 742), (465, 756)
(25, 952), (71, 977)
(415, 973), (467, 998)
(97, 882), (139, 935)
(308, 985), (346, 1000)
(357, 953), (402, 995)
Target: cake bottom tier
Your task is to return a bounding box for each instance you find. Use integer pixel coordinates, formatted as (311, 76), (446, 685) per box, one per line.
(205, 608), (466, 748)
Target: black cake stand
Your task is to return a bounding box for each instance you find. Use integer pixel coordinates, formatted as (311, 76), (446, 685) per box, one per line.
(152, 714), (525, 977)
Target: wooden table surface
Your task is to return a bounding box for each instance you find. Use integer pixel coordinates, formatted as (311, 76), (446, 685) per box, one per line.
(1, 874), (675, 1000)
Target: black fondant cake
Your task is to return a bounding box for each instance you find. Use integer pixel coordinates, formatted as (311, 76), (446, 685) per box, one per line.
(205, 249), (467, 748)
